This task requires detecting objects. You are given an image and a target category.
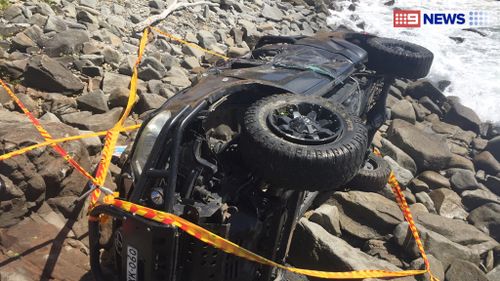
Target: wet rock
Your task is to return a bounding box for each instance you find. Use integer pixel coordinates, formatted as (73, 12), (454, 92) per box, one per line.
(290, 219), (415, 280)
(474, 151), (500, 175)
(76, 90), (109, 114)
(461, 188), (499, 210)
(328, 191), (403, 240)
(384, 156), (413, 185)
(394, 222), (479, 268)
(390, 99), (416, 124)
(387, 120), (452, 171)
(467, 203), (500, 241)
(450, 169), (480, 194)
(309, 204), (341, 236)
(444, 99), (482, 134)
(24, 55), (84, 95)
(446, 259), (489, 281)
(417, 171), (451, 190)
(429, 188), (467, 220)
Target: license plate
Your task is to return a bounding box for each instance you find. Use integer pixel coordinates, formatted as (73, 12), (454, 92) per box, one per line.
(126, 246), (138, 281)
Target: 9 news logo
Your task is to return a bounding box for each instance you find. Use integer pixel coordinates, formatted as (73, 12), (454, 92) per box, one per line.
(393, 10), (489, 28)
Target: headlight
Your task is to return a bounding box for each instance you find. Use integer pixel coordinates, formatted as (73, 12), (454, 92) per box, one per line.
(131, 110), (171, 176)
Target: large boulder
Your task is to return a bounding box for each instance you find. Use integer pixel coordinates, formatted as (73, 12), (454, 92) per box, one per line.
(394, 222), (480, 268)
(444, 99), (481, 134)
(429, 188), (468, 220)
(486, 136), (500, 159)
(380, 138), (417, 174)
(328, 191), (403, 240)
(24, 55), (84, 95)
(449, 169), (480, 194)
(467, 203), (500, 241)
(461, 188), (499, 210)
(308, 204), (341, 236)
(289, 219), (415, 281)
(474, 151), (500, 175)
(445, 259), (489, 281)
(390, 99), (416, 124)
(387, 120), (452, 171)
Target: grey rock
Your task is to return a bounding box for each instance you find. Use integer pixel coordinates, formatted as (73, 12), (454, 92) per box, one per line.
(417, 171), (451, 190)
(101, 46), (121, 65)
(450, 169), (480, 194)
(197, 30), (218, 48)
(102, 72), (130, 94)
(405, 79), (447, 108)
(363, 239), (404, 268)
(81, 65), (102, 77)
(415, 192), (437, 214)
(227, 46), (250, 57)
(429, 188), (468, 220)
(380, 138), (417, 174)
(40, 112), (61, 123)
(408, 178), (430, 193)
(76, 90), (109, 114)
(3, 5), (23, 21)
(387, 120), (452, 171)
(487, 265), (500, 281)
(182, 44), (205, 59)
(309, 204), (341, 236)
(11, 32), (36, 51)
(43, 29), (90, 57)
(473, 137), (488, 151)
(76, 10), (98, 24)
(444, 99), (481, 133)
(81, 107), (122, 131)
(138, 65), (163, 81)
(484, 175), (500, 196)
(78, 130), (102, 156)
(290, 219), (415, 281)
(446, 259), (489, 281)
(262, 4), (284, 21)
(118, 55), (136, 75)
(44, 15), (68, 33)
(80, 0), (97, 8)
(486, 136), (500, 159)
(394, 222), (479, 268)
(108, 87), (132, 108)
(390, 99), (416, 124)
(410, 255), (445, 281)
(140, 57), (167, 76)
(136, 93), (166, 114)
(461, 188), (499, 210)
(148, 0), (164, 9)
(384, 156), (414, 185)
(448, 154), (475, 171)
(474, 151), (500, 175)
(182, 56), (201, 69)
(467, 203), (500, 241)
(24, 55), (84, 95)
(61, 111), (93, 127)
(419, 96), (442, 116)
(328, 191), (403, 240)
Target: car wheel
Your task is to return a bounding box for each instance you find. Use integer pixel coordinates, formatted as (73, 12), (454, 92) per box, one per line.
(347, 151), (391, 191)
(365, 37), (434, 79)
(240, 93), (368, 191)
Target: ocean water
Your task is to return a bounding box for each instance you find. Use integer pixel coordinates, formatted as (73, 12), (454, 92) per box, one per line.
(327, 0), (500, 122)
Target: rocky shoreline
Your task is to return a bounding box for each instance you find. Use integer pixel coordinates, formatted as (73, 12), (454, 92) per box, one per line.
(0, 0), (499, 280)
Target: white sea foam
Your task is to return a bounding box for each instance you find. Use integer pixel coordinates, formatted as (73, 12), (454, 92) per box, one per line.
(327, 0), (500, 122)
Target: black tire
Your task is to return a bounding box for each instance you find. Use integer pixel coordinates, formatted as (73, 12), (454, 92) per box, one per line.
(347, 151), (391, 191)
(365, 37), (433, 79)
(240, 94), (368, 191)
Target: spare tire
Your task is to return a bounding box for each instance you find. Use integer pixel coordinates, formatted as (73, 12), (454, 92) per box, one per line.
(365, 37), (433, 79)
(346, 151), (391, 191)
(240, 94), (368, 191)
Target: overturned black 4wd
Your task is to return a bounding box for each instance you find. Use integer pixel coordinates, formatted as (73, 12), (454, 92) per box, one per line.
(89, 31), (433, 281)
